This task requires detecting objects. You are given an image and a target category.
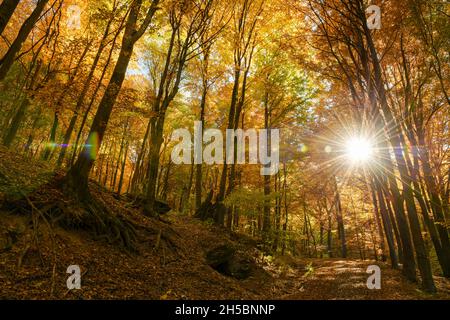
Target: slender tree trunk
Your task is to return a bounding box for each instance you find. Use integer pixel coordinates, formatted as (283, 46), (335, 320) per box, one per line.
(326, 199), (333, 258)
(273, 172), (281, 251)
(226, 62), (252, 228)
(281, 162), (288, 255)
(42, 111), (59, 160)
(216, 68), (240, 225)
(117, 143), (129, 195)
(195, 89), (206, 210)
(333, 176), (347, 258)
(131, 121), (150, 194)
(261, 90), (272, 242)
(145, 113), (166, 214)
(370, 181), (387, 262)
(374, 178), (399, 268)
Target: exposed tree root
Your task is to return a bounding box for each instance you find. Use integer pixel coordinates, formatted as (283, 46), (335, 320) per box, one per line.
(2, 174), (139, 252)
(81, 198), (138, 252)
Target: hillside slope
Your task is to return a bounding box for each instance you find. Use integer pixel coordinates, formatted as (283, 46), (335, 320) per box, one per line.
(0, 148), (449, 300)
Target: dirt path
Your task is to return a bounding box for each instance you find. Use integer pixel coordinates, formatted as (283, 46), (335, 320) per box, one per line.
(269, 259), (450, 300)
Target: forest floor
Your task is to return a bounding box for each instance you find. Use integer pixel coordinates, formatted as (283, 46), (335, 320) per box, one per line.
(0, 147), (449, 300)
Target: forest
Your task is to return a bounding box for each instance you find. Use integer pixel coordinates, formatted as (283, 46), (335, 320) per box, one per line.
(0, 0), (449, 300)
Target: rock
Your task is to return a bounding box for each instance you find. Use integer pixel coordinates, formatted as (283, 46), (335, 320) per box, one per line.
(194, 190), (214, 220)
(205, 244), (254, 280)
(123, 194), (172, 215)
(228, 256), (253, 280)
(154, 200), (171, 215)
(206, 244), (236, 270)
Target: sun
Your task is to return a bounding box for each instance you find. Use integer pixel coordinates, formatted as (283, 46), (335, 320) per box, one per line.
(345, 136), (374, 163)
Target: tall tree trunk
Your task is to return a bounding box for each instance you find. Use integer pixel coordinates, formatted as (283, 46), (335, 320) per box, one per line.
(326, 199), (333, 258)
(195, 85), (207, 210)
(416, 128), (450, 277)
(130, 121), (150, 194)
(385, 198), (403, 263)
(369, 181), (387, 262)
(260, 85), (273, 242)
(216, 68), (240, 225)
(333, 175), (347, 258)
(69, 19), (123, 167)
(56, 7), (120, 167)
(361, 5), (436, 291)
(117, 141), (129, 195)
(144, 113), (166, 214)
(281, 161), (288, 255)
(374, 178), (399, 268)
(66, 0), (160, 197)
(0, 0), (20, 35)
(42, 111), (59, 160)
(273, 171), (281, 251)
(226, 59), (252, 228)
(0, 0), (50, 81)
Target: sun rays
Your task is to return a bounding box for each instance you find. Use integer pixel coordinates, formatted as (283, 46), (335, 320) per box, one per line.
(344, 136), (374, 164)
(297, 107), (411, 189)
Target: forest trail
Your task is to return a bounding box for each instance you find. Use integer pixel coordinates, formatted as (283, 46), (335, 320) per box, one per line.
(275, 259), (450, 300)
(169, 215), (450, 300)
(283, 259), (390, 299)
(1, 147), (449, 300)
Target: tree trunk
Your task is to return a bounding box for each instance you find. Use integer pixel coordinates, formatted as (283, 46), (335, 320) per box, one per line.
(281, 162), (289, 255)
(374, 178), (399, 268)
(66, 0), (159, 197)
(117, 141), (129, 195)
(144, 115), (166, 214)
(42, 111), (59, 160)
(326, 199), (333, 258)
(333, 176), (347, 258)
(370, 181), (387, 262)
(195, 86), (207, 211)
(416, 128), (450, 277)
(362, 10), (436, 291)
(0, 0), (20, 35)
(0, 0), (49, 81)
(69, 19), (123, 167)
(56, 11), (117, 167)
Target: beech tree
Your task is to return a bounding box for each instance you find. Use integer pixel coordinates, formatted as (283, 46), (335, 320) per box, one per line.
(0, 0), (448, 295)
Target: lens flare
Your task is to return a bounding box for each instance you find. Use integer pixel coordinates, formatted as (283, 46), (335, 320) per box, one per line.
(85, 132), (99, 160)
(345, 136), (373, 163)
